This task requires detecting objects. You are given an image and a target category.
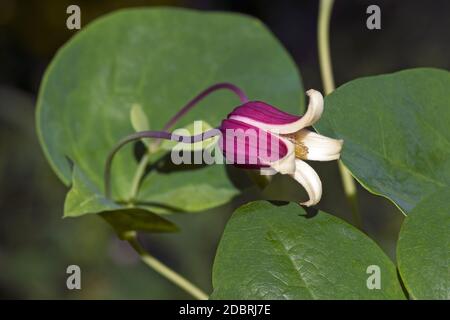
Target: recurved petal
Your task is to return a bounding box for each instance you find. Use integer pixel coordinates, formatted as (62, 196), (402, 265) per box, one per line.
(291, 159), (322, 207)
(268, 136), (296, 175)
(298, 89), (324, 130)
(228, 89), (324, 134)
(295, 129), (343, 161)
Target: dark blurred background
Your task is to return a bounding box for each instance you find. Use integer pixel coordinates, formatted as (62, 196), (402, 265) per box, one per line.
(0, 0), (449, 299)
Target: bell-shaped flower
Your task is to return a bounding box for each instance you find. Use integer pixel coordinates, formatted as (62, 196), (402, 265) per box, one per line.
(219, 89), (343, 206)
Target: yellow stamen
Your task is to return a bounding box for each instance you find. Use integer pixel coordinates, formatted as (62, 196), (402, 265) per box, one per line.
(294, 141), (308, 158)
(284, 133), (309, 159)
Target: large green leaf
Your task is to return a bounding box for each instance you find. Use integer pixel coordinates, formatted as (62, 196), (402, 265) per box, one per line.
(36, 8), (304, 217)
(211, 201), (405, 299)
(316, 68), (450, 214)
(397, 189), (450, 299)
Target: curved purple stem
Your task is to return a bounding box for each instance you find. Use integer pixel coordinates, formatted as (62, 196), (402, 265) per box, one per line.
(162, 82), (248, 131)
(104, 129), (220, 199)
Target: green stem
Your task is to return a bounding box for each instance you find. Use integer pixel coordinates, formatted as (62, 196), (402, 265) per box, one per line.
(318, 0), (336, 95)
(127, 233), (209, 300)
(318, 0), (362, 229)
(128, 153), (150, 203)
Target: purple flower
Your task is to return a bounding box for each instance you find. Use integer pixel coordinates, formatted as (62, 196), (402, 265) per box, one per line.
(219, 90), (343, 206)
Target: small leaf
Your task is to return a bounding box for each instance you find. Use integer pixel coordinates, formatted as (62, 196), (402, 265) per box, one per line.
(212, 201), (405, 299)
(130, 103), (150, 132)
(397, 189), (450, 300)
(101, 208), (178, 240)
(316, 68), (450, 214)
(64, 165), (118, 217)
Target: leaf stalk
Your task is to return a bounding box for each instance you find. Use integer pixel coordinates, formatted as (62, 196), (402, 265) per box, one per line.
(318, 0), (362, 228)
(127, 233), (208, 300)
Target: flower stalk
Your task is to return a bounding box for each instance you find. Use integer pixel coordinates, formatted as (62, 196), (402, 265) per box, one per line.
(162, 82), (248, 132)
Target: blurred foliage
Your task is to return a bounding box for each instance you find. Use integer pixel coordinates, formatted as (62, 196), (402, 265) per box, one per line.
(1, 0), (449, 299)
(0, 0), (178, 56)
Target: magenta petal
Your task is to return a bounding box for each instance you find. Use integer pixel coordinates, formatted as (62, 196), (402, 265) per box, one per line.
(228, 101), (300, 125)
(219, 119), (288, 169)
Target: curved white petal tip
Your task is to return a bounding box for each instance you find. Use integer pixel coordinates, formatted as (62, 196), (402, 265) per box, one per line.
(266, 89), (324, 134)
(291, 159), (322, 207)
(303, 89), (324, 128)
(268, 136), (296, 174)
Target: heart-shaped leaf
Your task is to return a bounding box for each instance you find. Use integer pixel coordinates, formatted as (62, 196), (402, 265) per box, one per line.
(316, 68), (450, 214)
(212, 201), (405, 299)
(36, 8), (304, 217)
(397, 189), (450, 299)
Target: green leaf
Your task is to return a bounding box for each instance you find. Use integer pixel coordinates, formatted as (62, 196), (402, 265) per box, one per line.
(316, 68), (450, 214)
(211, 201), (405, 299)
(36, 8), (303, 216)
(397, 189), (450, 299)
(64, 165), (118, 217)
(65, 166), (177, 237)
(101, 209), (179, 240)
(130, 103), (150, 133)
